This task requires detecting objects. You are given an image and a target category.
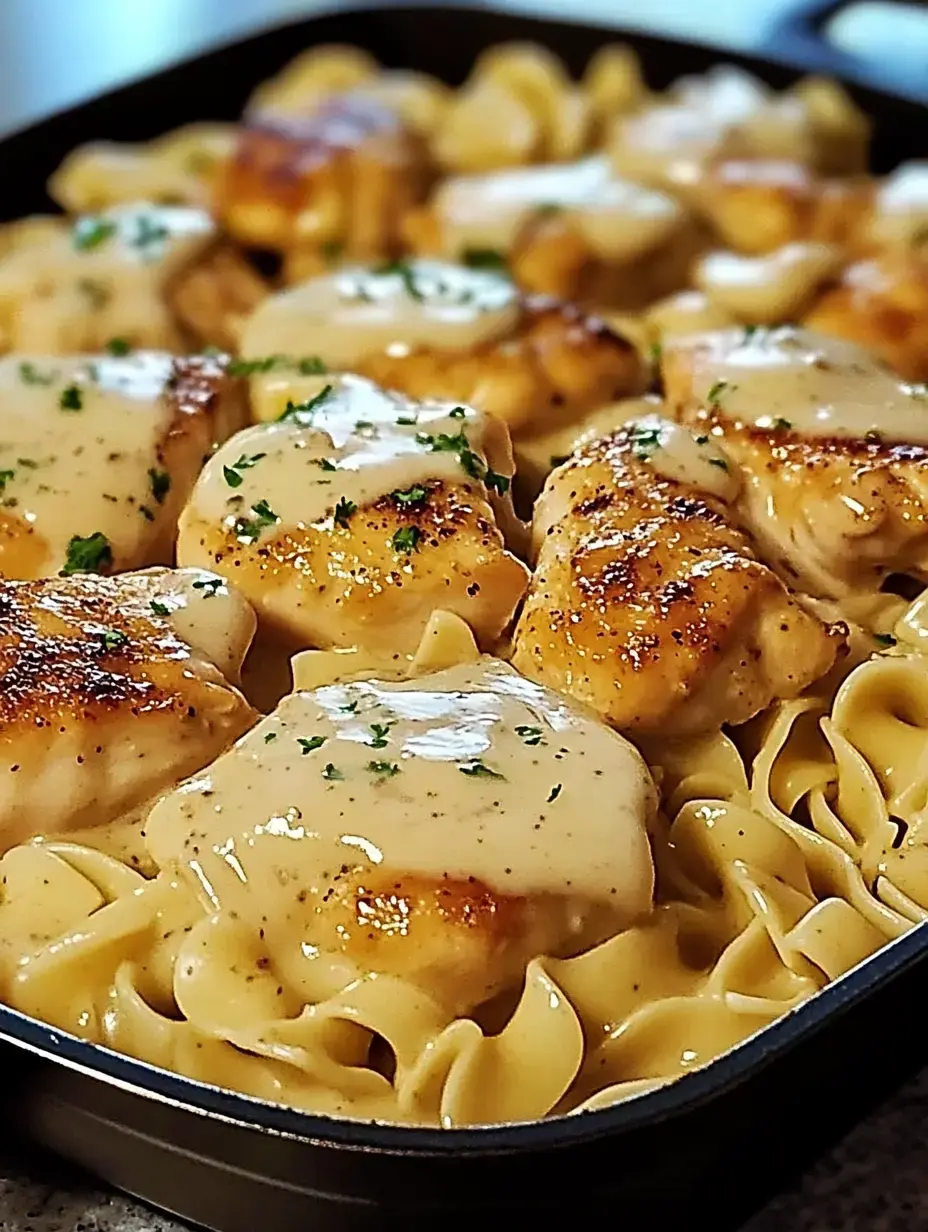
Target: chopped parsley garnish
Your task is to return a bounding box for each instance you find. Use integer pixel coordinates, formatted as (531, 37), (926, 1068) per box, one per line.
(341, 700), (359, 713)
(771, 417), (793, 431)
(233, 499), (279, 541)
(19, 362), (53, 385)
(149, 599), (170, 616)
(648, 341), (663, 364)
(148, 468), (171, 503)
(105, 337), (131, 356)
(706, 380), (730, 406)
(17, 458), (38, 468)
(462, 248), (507, 271)
(354, 420), (376, 433)
(60, 532), (112, 576)
(743, 324), (758, 341)
(223, 465), (243, 488)
(77, 278), (109, 309)
(515, 725), (543, 746)
(59, 385), (83, 411)
(368, 722), (393, 749)
(396, 415), (418, 426)
(535, 202), (562, 217)
(874, 633), (897, 647)
(131, 212), (170, 256)
(392, 526), (422, 554)
(449, 406), (466, 419)
(298, 356), (327, 375)
(694, 434), (709, 445)
(98, 629), (127, 651)
(227, 356), (283, 376)
(484, 469), (510, 495)
(708, 457), (729, 470)
(72, 216), (116, 251)
(334, 497), (357, 528)
(0, 470), (15, 492)
(222, 453), (265, 488)
(392, 485), (427, 506)
(367, 760), (400, 777)
(376, 258), (424, 301)
(139, 505), (155, 522)
(629, 423), (663, 459)
(459, 760), (505, 780)
(312, 457), (338, 472)
(278, 383), (334, 421)
(192, 577), (223, 597)
(298, 736), (327, 754)
(547, 783), (563, 803)
(415, 428), (488, 485)
(322, 762), (344, 781)
(264, 732), (278, 743)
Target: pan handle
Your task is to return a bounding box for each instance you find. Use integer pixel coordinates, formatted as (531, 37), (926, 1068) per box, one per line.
(765, 0), (928, 97)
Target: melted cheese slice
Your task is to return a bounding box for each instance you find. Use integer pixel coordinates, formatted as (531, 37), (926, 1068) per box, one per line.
(239, 260), (521, 368)
(0, 352), (180, 575)
(433, 156), (683, 260)
(676, 326), (928, 443)
(145, 658), (656, 995)
(187, 375), (508, 535)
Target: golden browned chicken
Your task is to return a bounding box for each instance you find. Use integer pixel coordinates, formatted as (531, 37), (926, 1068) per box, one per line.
(177, 376), (529, 662)
(146, 658), (656, 1015)
(213, 93), (432, 282)
(0, 566), (256, 850)
(0, 350), (246, 580)
(510, 413), (845, 735)
(402, 155), (697, 308)
(803, 250), (928, 383)
(0, 202), (265, 355)
(661, 326), (928, 602)
(238, 259), (647, 439)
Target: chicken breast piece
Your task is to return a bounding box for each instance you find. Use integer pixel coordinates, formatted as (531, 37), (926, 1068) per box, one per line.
(803, 250), (928, 383)
(213, 93), (432, 278)
(0, 566), (256, 850)
(146, 658), (656, 1016)
(510, 414), (844, 735)
(0, 202), (265, 354)
(238, 259), (646, 439)
(177, 375), (529, 661)
(0, 350), (246, 580)
(661, 326), (928, 602)
(402, 155), (695, 308)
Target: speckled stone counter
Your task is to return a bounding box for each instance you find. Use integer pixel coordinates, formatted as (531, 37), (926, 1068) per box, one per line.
(3, 1067), (928, 1231)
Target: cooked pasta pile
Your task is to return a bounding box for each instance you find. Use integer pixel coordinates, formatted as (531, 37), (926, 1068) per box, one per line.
(0, 39), (925, 1129)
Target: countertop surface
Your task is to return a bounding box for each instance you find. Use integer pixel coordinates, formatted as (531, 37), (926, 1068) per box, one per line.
(2, 1065), (928, 1230)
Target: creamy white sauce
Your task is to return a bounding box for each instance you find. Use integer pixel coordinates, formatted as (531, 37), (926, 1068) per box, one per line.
(190, 375), (503, 536)
(868, 161), (928, 249)
(433, 156), (683, 260)
(679, 326), (928, 443)
(0, 352), (178, 574)
(626, 413), (739, 501)
(695, 243), (842, 324)
(145, 658), (657, 965)
(646, 290), (736, 338)
(239, 260), (522, 368)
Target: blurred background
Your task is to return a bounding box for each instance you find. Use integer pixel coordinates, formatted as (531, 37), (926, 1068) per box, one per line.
(0, 0), (927, 138)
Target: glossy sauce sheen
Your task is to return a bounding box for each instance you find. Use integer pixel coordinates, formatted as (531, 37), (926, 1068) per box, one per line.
(191, 376), (504, 533)
(679, 326), (928, 442)
(624, 413), (739, 501)
(695, 243), (842, 324)
(240, 260), (522, 368)
(433, 156), (683, 259)
(0, 352), (177, 572)
(146, 657), (656, 928)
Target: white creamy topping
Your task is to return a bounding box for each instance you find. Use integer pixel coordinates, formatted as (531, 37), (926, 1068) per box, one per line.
(239, 260), (522, 368)
(696, 243), (842, 324)
(433, 156), (683, 260)
(868, 161), (928, 249)
(190, 375), (503, 536)
(680, 326), (928, 442)
(626, 413), (739, 501)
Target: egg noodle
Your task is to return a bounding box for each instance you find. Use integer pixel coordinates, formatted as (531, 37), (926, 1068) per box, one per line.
(0, 597), (921, 1128)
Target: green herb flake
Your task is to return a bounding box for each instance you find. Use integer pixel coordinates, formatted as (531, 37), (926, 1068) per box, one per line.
(459, 760), (506, 780)
(462, 248), (507, 271)
(395, 415), (419, 426)
(312, 457), (338, 472)
(449, 406), (466, 419)
(149, 599), (170, 616)
(341, 700), (360, 714)
(0, 470), (15, 492)
(72, 216), (116, 252)
(376, 258), (425, 301)
(535, 202), (562, 218)
(874, 633), (897, 647)
(278, 383), (335, 422)
(297, 735), (327, 755)
(367, 760), (400, 778)
(706, 380), (730, 406)
(59, 385), (83, 412)
(771, 417), (793, 432)
(514, 725), (543, 746)
(17, 458), (38, 468)
(98, 629), (127, 652)
(223, 465), (243, 488)
(264, 732), (278, 744)
(19, 362), (53, 386)
(392, 485), (427, 507)
(148, 468), (171, 504)
(367, 722), (394, 749)
(77, 278), (110, 309)
(708, 457), (729, 470)
(629, 423), (663, 459)
(60, 532), (112, 576)
(227, 356), (283, 377)
(547, 783), (563, 803)
(139, 505), (155, 522)
(105, 337), (131, 356)
(234, 499), (279, 542)
(334, 496), (357, 528)
(648, 341), (663, 364)
(743, 324), (758, 341)
(192, 577), (223, 598)
(322, 762), (344, 781)
(484, 469), (510, 495)
(131, 212), (170, 256)
(298, 356), (327, 375)
(392, 526), (422, 554)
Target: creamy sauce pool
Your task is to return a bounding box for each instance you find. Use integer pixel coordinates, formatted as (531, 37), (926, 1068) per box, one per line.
(0, 352), (178, 573)
(433, 156), (683, 260)
(191, 376), (504, 535)
(679, 326), (928, 442)
(239, 260), (521, 368)
(627, 413), (739, 500)
(145, 658), (657, 966)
